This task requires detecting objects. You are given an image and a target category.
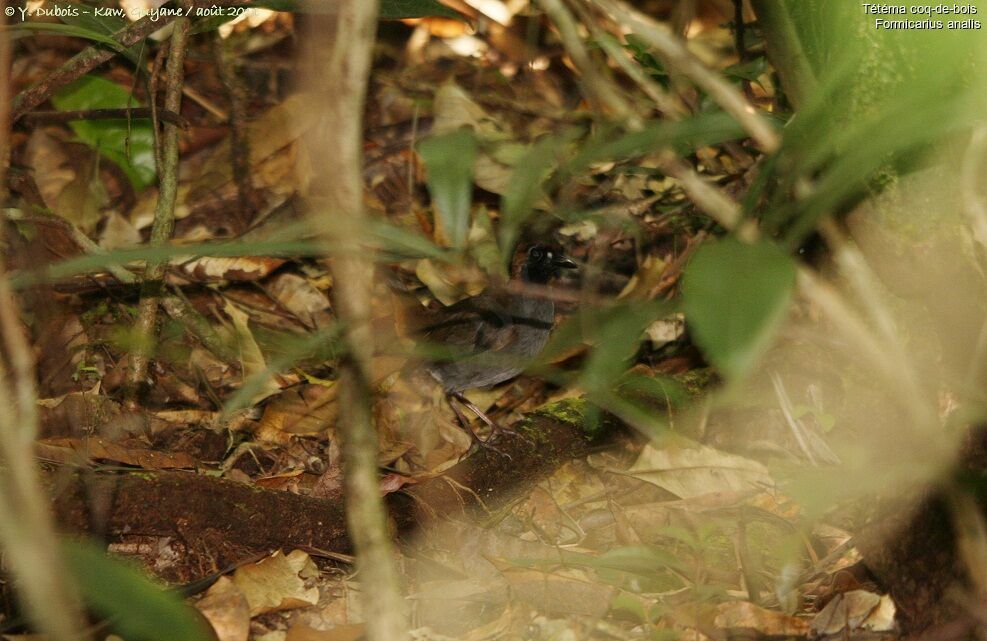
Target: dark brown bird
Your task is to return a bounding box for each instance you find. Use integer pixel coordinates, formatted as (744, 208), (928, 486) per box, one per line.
(418, 243), (577, 451)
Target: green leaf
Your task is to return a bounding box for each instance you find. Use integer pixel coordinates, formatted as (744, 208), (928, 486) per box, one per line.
(723, 56), (767, 83)
(52, 75), (156, 190)
(63, 539), (214, 641)
(418, 128), (477, 249)
(682, 238), (795, 380)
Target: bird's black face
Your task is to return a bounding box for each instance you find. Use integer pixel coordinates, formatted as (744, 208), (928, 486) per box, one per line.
(522, 244), (577, 284)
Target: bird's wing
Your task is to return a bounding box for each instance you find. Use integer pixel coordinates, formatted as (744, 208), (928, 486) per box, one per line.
(419, 295), (518, 354)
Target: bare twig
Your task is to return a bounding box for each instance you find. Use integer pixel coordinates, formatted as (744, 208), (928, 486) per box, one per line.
(302, 2), (409, 641)
(214, 34), (256, 230)
(126, 18), (190, 404)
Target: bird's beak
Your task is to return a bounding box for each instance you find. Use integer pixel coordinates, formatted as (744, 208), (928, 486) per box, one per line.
(552, 254), (578, 269)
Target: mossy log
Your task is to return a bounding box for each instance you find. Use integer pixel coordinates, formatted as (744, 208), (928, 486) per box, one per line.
(49, 398), (614, 577)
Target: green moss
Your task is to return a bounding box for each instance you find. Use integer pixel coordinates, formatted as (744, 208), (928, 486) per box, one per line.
(674, 368), (716, 399)
(529, 397), (616, 441)
(536, 397), (589, 426)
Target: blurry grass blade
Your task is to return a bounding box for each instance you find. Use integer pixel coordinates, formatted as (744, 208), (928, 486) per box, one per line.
(617, 372), (689, 410)
(499, 131), (574, 258)
(682, 238), (795, 380)
(564, 113), (744, 178)
(587, 389), (667, 439)
(558, 546), (688, 576)
(51, 2), (141, 63)
(367, 219), (451, 261)
(579, 300), (674, 392)
(252, 0), (466, 20)
(6, 21), (126, 51)
(223, 323), (343, 417)
(52, 76), (156, 190)
(419, 129), (477, 249)
(63, 539), (214, 641)
(11, 238), (323, 288)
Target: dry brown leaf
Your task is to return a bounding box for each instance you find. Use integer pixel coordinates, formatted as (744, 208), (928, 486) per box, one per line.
(56, 160), (109, 234)
(714, 601), (810, 636)
(284, 624), (365, 641)
(36, 436), (195, 470)
(99, 211), (142, 250)
(132, 93), (324, 228)
(24, 128), (75, 211)
(224, 300), (280, 403)
(182, 256), (287, 282)
(415, 259), (487, 306)
(811, 590), (895, 635)
(233, 550), (320, 616)
(498, 567), (615, 617)
(37, 386), (120, 438)
(257, 383), (337, 437)
(431, 82), (537, 199)
(627, 437), (775, 499)
(266, 272), (333, 328)
(195, 576), (251, 641)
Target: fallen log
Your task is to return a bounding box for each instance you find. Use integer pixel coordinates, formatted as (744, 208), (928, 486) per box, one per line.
(50, 398), (613, 577)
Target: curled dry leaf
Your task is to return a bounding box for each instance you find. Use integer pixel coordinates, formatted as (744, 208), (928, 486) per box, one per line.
(182, 256), (287, 282)
(24, 128), (75, 213)
(232, 550), (320, 617)
(223, 300), (280, 404)
(431, 82), (529, 198)
(265, 273), (333, 329)
(627, 436), (775, 499)
(714, 601), (810, 636)
(497, 566), (615, 618)
(415, 258), (487, 306)
(36, 436), (196, 470)
(811, 590), (895, 635)
(257, 383), (338, 437)
(195, 576), (251, 641)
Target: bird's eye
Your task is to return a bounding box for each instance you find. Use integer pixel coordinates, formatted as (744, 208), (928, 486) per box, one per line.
(529, 247), (543, 259)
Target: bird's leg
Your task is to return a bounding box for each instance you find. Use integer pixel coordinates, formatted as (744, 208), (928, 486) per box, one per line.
(450, 391), (533, 446)
(447, 393), (511, 459)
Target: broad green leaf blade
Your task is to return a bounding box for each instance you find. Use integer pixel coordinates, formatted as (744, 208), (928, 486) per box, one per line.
(64, 540), (214, 641)
(418, 129), (477, 249)
(52, 75), (156, 190)
(682, 238), (795, 379)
